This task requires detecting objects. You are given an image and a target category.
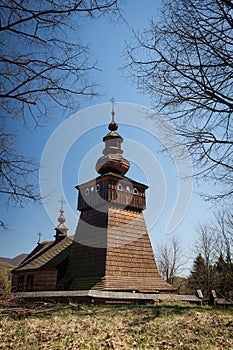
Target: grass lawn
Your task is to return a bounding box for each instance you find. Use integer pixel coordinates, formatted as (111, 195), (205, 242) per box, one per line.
(0, 298), (232, 349)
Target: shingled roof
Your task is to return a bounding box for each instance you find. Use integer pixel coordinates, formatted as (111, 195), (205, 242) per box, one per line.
(13, 236), (73, 272)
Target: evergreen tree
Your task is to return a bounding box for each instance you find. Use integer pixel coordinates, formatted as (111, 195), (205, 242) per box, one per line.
(188, 254), (211, 297)
(214, 254), (233, 298)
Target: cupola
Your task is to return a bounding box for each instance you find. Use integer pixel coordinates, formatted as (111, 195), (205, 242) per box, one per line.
(95, 99), (130, 176)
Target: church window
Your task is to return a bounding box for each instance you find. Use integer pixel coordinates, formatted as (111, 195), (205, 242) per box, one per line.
(84, 188), (89, 195)
(133, 187), (138, 195)
(96, 184), (100, 192)
(90, 186), (94, 192)
(117, 183), (123, 191)
(126, 186), (131, 192)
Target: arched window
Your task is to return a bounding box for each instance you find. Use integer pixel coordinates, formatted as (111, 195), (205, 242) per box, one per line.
(84, 188), (89, 195)
(133, 187), (138, 195)
(96, 184), (100, 192)
(117, 183), (123, 191)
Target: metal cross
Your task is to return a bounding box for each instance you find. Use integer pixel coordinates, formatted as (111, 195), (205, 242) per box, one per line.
(111, 97), (115, 122)
(58, 196), (66, 209)
(37, 231), (42, 242)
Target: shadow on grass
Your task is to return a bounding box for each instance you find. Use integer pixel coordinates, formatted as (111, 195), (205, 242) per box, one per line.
(1, 297), (232, 321)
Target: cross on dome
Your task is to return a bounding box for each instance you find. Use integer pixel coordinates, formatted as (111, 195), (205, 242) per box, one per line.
(58, 196), (66, 210)
(108, 97), (118, 131)
(111, 97), (115, 122)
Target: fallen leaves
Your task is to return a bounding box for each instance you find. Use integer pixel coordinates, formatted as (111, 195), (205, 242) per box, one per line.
(0, 301), (232, 349)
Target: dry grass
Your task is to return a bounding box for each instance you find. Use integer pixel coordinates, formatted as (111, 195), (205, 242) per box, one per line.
(0, 298), (232, 349)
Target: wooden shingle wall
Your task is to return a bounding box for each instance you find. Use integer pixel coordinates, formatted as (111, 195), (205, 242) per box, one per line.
(104, 208), (175, 292)
(58, 208), (108, 290)
(61, 206), (175, 293)
(106, 208), (159, 276)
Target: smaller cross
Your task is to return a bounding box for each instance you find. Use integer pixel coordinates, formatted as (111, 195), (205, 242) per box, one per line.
(111, 97), (115, 122)
(37, 231), (42, 244)
(58, 196), (66, 209)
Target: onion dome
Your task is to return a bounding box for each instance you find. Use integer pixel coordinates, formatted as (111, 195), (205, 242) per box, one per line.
(96, 99), (130, 176)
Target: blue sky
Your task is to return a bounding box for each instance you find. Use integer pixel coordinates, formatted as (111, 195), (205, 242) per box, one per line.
(1, 1), (217, 274)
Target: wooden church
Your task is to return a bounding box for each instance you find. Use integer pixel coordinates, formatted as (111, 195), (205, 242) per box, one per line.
(11, 105), (174, 294)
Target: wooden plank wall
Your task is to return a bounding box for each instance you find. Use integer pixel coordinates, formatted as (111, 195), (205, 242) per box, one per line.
(11, 268), (57, 292)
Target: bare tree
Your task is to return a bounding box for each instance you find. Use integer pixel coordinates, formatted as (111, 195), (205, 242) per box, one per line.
(193, 223), (218, 295)
(1, 0), (120, 123)
(0, 0), (121, 228)
(125, 0), (233, 201)
(212, 210), (233, 260)
(195, 211), (233, 263)
(194, 224), (218, 267)
(0, 131), (40, 207)
(155, 236), (186, 284)
(189, 211), (233, 297)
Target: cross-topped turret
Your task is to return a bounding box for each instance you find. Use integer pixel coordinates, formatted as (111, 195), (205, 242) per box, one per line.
(54, 198), (68, 243)
(96, 100), (129, 175)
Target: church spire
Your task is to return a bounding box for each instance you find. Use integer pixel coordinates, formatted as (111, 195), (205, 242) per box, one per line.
(95, 100), (130, 176)
(54, 198), (68, 243)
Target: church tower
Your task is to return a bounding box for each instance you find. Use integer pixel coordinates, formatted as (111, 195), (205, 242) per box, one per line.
(60, 102), (174, 293)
